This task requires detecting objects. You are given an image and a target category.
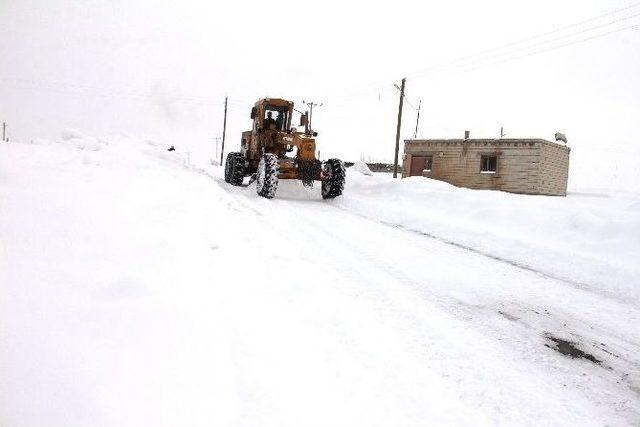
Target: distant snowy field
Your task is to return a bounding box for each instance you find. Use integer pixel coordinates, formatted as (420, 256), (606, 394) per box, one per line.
(1, 134), (639, 426)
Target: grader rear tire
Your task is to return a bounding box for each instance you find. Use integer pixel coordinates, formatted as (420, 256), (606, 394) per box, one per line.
(321, 158), (345, 199)
(225, 152), (245, 186)
(229, 153), (245, 186)
(224, 153), (234, 183)
(256, 153), (279, 199)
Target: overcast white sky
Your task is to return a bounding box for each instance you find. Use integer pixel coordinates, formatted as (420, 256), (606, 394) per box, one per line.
(1, 0), (639, 188)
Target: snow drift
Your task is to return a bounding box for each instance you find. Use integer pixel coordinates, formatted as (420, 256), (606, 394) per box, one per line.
(338, 172), (640, 306)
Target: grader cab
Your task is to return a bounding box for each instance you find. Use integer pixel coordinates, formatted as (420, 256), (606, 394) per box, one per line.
(224, 98), (345, 199)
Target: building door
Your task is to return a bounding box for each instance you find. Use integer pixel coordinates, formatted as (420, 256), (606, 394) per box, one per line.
(410, 156), (427, 176)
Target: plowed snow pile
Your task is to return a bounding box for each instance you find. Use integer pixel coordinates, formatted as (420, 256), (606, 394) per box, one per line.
(1, 135), (639, 426)
(339, 170), (640, 305)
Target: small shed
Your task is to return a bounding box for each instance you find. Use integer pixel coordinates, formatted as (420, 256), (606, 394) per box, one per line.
(402, 138), (570, 196)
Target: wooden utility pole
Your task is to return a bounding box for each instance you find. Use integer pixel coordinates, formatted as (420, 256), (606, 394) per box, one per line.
(2, 122), (6, 142)
(393, 78), (406, 178)
(414, 99), (421, 138)
(220, 97), (228, 166)
(303, 100), (323, 130)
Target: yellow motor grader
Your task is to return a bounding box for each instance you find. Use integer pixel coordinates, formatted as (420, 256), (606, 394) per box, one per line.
(224, 98), (345, 199)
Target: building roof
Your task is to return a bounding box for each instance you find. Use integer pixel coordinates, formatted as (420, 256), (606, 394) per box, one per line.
(405, 138), (569, 150)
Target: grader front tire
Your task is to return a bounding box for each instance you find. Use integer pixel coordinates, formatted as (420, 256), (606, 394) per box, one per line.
(256, 153), (279, 199)
(321, 158), (346, 199)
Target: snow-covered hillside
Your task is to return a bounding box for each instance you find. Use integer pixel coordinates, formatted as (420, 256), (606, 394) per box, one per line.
(1, 135), (639, 426)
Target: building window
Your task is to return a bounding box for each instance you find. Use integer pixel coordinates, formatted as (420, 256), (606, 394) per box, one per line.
(424, 155), (433, 172)
(480, 155), (497, 173)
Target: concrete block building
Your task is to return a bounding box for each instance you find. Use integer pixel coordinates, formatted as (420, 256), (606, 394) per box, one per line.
(402, 138), (570, 196)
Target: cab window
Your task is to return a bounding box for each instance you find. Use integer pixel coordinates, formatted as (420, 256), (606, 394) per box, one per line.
(263, 105), (289, 131)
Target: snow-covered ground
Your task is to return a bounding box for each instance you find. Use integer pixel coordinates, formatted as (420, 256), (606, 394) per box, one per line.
(340, 163), (640, 306)
(1, 135), (639, 426)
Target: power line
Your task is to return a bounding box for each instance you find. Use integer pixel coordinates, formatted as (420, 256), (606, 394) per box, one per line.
(0, 75), (229, 107)
(402, 93), (419, 111)
(487, 1), (640, 49)
(322, 8), (640, 114)
(393, 82), (419, 110)
(408, 11), (640, 80)
(3, 3), (638, 117)
(291, 5), (640, 114)
(422, 22), (640, 80)
(327, 4), (640, 108)
(410, 2), (640, 76)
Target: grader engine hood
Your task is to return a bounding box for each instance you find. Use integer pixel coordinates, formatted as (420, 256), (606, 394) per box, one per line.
(280, 134), (316, 161)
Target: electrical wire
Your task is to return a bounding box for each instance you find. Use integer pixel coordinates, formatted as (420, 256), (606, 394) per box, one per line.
(415, 22), (640, 81)
(3, 3), (639, 115)
(326, 3), (640, 107)
(407, 11), (640, 80)
(407, 1), (640, 79)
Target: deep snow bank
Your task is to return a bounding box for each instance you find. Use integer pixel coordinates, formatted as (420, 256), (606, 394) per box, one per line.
(0, 135), (244, 426)
(338, 171), (640, 305)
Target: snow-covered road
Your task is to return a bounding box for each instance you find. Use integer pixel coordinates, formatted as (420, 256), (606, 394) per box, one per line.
(218, 173), (640, 425)
(1, 136), (639, 426)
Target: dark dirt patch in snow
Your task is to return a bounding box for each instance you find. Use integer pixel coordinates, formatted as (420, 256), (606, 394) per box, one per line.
(544, 333), (601, 364)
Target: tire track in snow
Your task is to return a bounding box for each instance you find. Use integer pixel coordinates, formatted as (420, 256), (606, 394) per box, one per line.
(207, 168), (640, 421)
(330, 203), (636, 308)
(210, 171), (639, 344)
(231, 190), (640, 422)
(299, 202), (640, 418)
(325, 202), (640, 358)
(202, 163), (625, 307)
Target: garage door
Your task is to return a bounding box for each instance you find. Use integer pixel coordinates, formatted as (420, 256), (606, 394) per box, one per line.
(410, 156), (426, 176)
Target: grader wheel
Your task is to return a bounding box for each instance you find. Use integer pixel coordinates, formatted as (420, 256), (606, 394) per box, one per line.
(256, 153), (279, 198)
(321, 158), (346, 199)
